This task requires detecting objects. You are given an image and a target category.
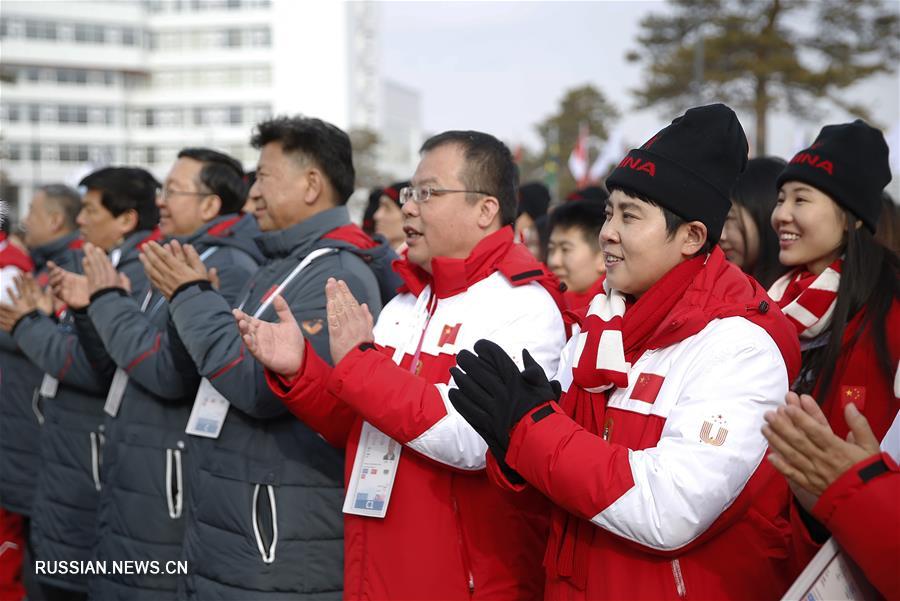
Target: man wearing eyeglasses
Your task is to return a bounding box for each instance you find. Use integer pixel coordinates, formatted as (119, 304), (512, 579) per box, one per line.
(68, 148), (263, 600)
(237, 131), (568, 599)
(139, 116), (399, 600)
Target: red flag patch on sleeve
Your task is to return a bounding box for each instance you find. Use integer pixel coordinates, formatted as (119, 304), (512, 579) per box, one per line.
(630, 373), (665, 404)
(438, 323), (462, 347)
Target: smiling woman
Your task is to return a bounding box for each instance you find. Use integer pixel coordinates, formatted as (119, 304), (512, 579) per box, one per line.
(768, 119), (899, 444)
(719, 156), (788, 288)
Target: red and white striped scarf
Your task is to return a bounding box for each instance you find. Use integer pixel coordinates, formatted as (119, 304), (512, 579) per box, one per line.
(767, 259), (842, 339)
(569, 255), (705, 393)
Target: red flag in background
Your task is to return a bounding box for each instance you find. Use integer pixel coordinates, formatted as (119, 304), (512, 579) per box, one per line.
(568, 123), (590, 187)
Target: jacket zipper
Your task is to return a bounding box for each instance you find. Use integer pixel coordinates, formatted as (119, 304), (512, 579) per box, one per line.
(671, 558), (687, 599)
(165, 448), (183, 519)
(89, 432), (102, 491)
(451, 487), (475, 597)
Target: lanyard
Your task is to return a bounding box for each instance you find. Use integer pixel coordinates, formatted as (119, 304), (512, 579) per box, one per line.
(238, 248), (338, 318)
(140, 246), (219, 316)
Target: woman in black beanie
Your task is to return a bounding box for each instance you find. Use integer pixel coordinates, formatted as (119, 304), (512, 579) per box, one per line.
(719, 156), (790, 288)
(768, 119), (899, 443)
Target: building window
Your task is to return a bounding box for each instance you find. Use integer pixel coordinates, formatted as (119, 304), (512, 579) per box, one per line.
(122, 27), (137, 46)
(74, 23), (105, 44)
(228, 106), (242, 125)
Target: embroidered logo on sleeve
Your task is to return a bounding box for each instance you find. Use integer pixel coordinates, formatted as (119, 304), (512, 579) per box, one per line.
(438, 323), (462, 347)
(630, 373), (665, 404)
(700, 415), (728, 447)
(301, 318), (324, 336)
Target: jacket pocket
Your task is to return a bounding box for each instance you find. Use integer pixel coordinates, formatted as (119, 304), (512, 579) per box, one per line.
(32, 387), (45, 424)
(90, 431), (102, 491)
(166, 448), (184, 519)
(252, 483), (278, 564)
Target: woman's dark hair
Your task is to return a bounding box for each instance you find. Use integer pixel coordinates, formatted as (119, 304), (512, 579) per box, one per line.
(796, 212), (899, 400)
(730, 156), (790, 288)
(875, 191), (900, 254)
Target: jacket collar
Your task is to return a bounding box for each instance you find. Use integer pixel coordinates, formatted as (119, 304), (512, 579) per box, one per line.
(254, 206), (352, 259)
(175, 213), (244, 245)
(393, 226), (516, 299)
(111, 229), (160, 266)
(30, 231), (82, 271)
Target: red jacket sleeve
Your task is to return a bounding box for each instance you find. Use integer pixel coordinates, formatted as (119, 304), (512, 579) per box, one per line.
(265, 340), (357, 448)
(324, 346), (459, 449)
(812, 452), (900, 600)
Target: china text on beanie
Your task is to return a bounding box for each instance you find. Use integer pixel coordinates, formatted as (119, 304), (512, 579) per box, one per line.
(605, 103), (748, 243)
(776, 120), (891, 233)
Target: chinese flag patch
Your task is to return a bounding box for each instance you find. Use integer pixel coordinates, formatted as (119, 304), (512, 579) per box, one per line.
(630, 373), (665, 404)
(438, 323), (462, 347)
(839, 386), (866, 412)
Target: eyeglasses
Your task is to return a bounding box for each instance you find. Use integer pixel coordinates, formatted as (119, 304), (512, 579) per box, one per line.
(157, 187), (210, 201)
(399, 185), (491, 206)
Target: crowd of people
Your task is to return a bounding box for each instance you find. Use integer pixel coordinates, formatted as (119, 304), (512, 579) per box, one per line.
(0, 103), (897, 601)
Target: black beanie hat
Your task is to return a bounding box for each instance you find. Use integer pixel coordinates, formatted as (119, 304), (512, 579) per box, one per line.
(776, 120), (891, 233)
(517, 181), (551, 219)
(605, 103), (748, 243)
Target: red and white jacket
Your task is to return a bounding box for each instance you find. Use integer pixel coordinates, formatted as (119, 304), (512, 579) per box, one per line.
(0, 234), (32, 306)
(268, 227), (567, 599)
(496, 252), (811, 600)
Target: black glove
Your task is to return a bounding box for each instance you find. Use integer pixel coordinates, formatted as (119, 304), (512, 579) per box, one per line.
(449, 339), (561, 482)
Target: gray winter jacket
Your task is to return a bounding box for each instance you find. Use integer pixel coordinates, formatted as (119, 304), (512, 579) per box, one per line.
(85, 214), (262, 600)
(0, 231), (81, 515)
(11, 229), (154, 593)
(168, 207), (388, 600)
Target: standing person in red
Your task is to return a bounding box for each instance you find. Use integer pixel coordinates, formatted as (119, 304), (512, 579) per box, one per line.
(236, 131), (568, 599)
(764, 394), (899, 599)
(546, 200), (607, 310)
(769, 120), (898, 442)
(448, 104), (808, 600)
(0, 221), (30, 601)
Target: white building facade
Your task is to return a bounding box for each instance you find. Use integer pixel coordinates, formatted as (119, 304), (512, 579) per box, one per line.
(1, 0), (420, 221)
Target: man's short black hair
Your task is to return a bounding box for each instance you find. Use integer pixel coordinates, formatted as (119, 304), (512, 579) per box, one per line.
(79, 167), (160, 232)
(420, 131), (518, 227)
(549, 200), (607, 251)
(177, 147), (246, 214)
(250, 116), (355, 204)
(608, 185), (713, 255)
(38, 184), (81, 231)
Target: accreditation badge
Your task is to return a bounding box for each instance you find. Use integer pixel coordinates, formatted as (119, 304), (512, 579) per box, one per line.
(39, 374), (59, 398)
(342, 421), (401, 519)
(185, 377), (230, 439)
(104, 368), (129, 417)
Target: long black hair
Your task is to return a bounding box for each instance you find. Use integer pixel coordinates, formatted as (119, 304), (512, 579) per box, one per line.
(796, 212), (899, 399)
(729, 157), (790, 288)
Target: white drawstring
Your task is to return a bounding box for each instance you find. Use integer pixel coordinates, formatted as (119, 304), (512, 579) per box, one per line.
(251, 484), (278, 564)
(165, 449), (183, 519)
(392, 285), (433, 364)
(89, 432), (101, 491)
(31, 388), (44, 425)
